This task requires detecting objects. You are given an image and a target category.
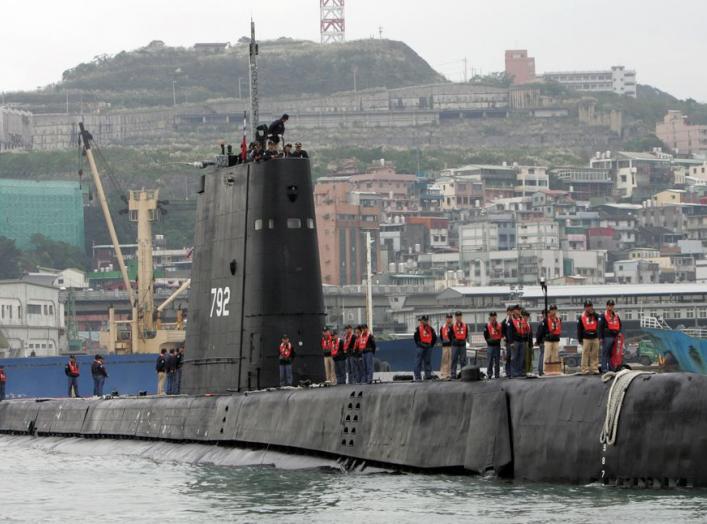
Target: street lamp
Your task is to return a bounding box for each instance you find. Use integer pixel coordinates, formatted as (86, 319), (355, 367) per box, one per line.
(539, 277), (548, 315)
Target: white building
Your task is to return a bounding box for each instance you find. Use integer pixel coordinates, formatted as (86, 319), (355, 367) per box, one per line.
(24, 267), (88, 289)
(613, 259), (660, 285)
(515, 166), (549, 195)
(543, 65), (637, 97)
(0, 281), (66, 357)
(564, 250), (607, 284)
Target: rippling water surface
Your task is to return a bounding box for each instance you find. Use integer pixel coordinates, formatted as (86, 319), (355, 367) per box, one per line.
(1, 436), (706, 523)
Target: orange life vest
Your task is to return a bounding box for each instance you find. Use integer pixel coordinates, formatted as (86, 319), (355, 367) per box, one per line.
(0, 370), (5, 383)
(440, 323), (452, 342)
(581, 313), (598, 333)
(548, 317), (562, 336)
(279, 342), (293, 360)
(321, 336), (331, 354)
(418, 325), (433, 344)
(604, 311), (620, 332)
(453, 322), (468, 341)
(487, 321), (503, 341)
(357, 332), (370, 352)
(331, 337), (341, 358)
(68, 361), (79, 376)
(512, 317), (530, 336)
(343, 333), (354, 353)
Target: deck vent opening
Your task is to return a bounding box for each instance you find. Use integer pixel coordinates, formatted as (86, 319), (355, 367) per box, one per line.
(230, 259), (237, 275)
(287, 185), (299, 202)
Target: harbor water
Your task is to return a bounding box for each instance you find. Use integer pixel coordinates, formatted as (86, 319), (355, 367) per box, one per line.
(1, 436), (706, 523)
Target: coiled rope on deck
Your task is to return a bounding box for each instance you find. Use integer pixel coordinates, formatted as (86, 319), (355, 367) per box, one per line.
(600, 369), (655, 446)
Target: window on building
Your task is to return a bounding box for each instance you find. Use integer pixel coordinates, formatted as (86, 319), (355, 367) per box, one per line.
(287, 218), (302, 229)
(28, 304), (42, 315)
(49, 305), (54, 315)
(17, 306), (21, 319)
(254, 219), (263, 231)
(43, 305), (48, 315)
(41, 344), (46, 349)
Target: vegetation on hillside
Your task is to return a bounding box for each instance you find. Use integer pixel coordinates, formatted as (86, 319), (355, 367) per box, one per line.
(4, 39), (445, 113)
(0, 235), (88, 278)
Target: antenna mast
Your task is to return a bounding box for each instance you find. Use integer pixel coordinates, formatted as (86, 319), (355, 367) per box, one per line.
(320, 0), (345, 43)
(248, 19), (259, 141)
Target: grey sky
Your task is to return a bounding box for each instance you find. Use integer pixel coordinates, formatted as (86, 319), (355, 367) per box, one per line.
(2, 0), (706, 101)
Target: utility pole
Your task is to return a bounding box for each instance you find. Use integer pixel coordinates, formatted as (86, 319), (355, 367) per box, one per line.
(353, 66), (358, 92)
(463, 57), (468, 83)
(172, 80), (177, 106)
(365, 231), (374, 332)
(248, 19), (259, 141)
(65, 90), (69, 113)
(378, 26), (383, 39)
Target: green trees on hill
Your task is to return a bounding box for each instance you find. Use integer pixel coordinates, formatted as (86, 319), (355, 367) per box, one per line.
(0, 235), (87, 277)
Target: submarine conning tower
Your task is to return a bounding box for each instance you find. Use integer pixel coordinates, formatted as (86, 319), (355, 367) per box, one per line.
(182, 158), (326, 393)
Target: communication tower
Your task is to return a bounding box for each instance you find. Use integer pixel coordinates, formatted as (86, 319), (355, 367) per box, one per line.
(320, 0), (345, 43)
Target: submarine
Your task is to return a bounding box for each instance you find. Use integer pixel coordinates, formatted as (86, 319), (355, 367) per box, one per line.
(1, 24), (707, 488)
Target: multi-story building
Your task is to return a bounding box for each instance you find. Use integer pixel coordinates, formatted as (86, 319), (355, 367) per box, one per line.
(436, 176), (484, 211)
(314, 177), (381, 286)
(459, 213), (516, 255)
(515, 166), (549, 194)
(656, 110), (707, 156)
(348, 163), (418, 214)
(0, 280), (66, 357)
(564, 250), (607, 284)
(550, 166), (613, 200)
(613, 259), (660, 284)
(0, 179), (85, 250)
(0, 106), (33, 151)
(439, 164), (517, 203)
(543, 65), (637, 97)
(505, 49), (536, 85)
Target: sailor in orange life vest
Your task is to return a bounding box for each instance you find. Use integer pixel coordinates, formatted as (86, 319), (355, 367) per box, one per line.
(438, 314), (454, 379)
(507, 304), (531, 378)
(279, 334), (295, 386)
(450, 311), (469, 379)
(330, 329), (347, 385)
(0, 365), (6, 401)
(501, 306), (513, 377)
(342, 325), (359, 384)
(483, 312), (503, 379)
(541, 305), (563, 375)
(349, 325), (365, 384)
(65, 355), (80, 397)
(413, 315), (437, 380)
(321, 327), (336, 384)
(577, 300), (601, 375)
(600, 299), (622, 373)
(358, 324), (376, 384)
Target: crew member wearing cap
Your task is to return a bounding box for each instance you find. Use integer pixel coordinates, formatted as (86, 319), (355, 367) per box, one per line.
(331, 330), (347, 385)
(450, 311), (468, 379)
(279, 334), (295, 386)
(483, 312), (503, 379)
(438, 314), (454, 379)
(357, 324), (376, 384)
(292, 142), (309, 159)
(522, 310), (534, 375)
(321, 327), (336, 384)
(535, 310), (547, 376)
(342, 325), (359, 384)
(350, 326), (365, 384)
(577, 300), (601, 374)
(501, 306), (513, 377)
(507, 305), (530, 378)
(413, 316), (437, 381)
(600, 299), (622, 373)
(267, 113), (289, 147)
(542, 305), (563, 375)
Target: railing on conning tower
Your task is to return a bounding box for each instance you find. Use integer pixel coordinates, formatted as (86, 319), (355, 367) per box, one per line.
(640, 315), (672, 330)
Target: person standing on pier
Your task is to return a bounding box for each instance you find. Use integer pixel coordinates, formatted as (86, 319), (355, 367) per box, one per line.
(331, 330), (347, 385)
(65, 355), (80, 398)
(91, 355), (108, 397)
(0, 365), (6, 401)
(484, 312), (503, 379)
(600, 299), (622, 373)
(578, 301), (601, 375)
(358, 324), (376, 384)
(450, 312), (468, 379)
(413, 316), (437, 381)
(279, 334), (294, 387)
(438, 314), (453, 379)
(156, 349), (167, 396)
(321, 327), (335, 384)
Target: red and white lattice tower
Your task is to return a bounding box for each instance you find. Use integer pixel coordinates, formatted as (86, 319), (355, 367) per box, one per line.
(320, 0), (345, 43)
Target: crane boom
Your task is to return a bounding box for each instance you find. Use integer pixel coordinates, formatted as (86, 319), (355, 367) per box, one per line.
(157, 279), (191, 313)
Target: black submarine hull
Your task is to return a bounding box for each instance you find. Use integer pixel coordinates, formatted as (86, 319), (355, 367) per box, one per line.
(1, 374), (706, 486)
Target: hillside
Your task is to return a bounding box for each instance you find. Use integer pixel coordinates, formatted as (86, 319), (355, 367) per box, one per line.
(4, 38), (445, 113)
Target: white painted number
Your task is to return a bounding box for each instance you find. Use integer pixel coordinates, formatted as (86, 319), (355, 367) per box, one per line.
(210, 287), (231, 317)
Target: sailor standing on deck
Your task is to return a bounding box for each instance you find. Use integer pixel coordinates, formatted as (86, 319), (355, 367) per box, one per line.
(438, 314), (454, 380)
(508, 305), (530, 378)
(156, 349), (167, 396)
(542, 305), (563, 375)
(351, 326), (365, 384)
(343, 325), (358, 384)
(358, 324), (376, 384)
(413, 316), (437, 381)
(501, 306), (513, 377)
(279, 334), (295, 386)
(484, 312), (503, 379)
(450, 311), (468, 379)
(522, 310), (534, 375)
(577, 300), (601, 375)
(65, 355), (80, 398)
(600, 299), (622, 373)
(267, 113), (289, 148)
(331, 330), (347, 385)
(321, 327), (336, 384)
(91, 354), (108, 397)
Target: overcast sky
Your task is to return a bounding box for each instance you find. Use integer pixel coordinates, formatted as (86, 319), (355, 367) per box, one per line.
(2, 0), (706, 101)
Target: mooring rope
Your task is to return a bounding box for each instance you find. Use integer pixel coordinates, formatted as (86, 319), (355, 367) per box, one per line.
(600, 369), (655, 446)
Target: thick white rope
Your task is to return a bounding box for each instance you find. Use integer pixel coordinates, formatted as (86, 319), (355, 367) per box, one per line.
(600, 369), (654, 446)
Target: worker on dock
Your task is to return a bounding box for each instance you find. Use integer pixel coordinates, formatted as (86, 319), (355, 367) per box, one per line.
(65, 355), (80, 398)
(156, 348), (167, 396)
(91, 354), (108, 397)
(600, 299), (622, 373)
(542, 305), (563, 375)
(438, 313), (454, 380)
(578, 300), (601, 375)
(450, 311), (468, 379)
(413, 315), (437, 381)
(331, 330), (347, 385)
(0, 365), (6, 401)
(358, 324), (376, 384)
(279, 334), (294, 386)
(321, 327), (335, 385)
(483, 312), (503, 379)
(508, 305), (530, 378)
